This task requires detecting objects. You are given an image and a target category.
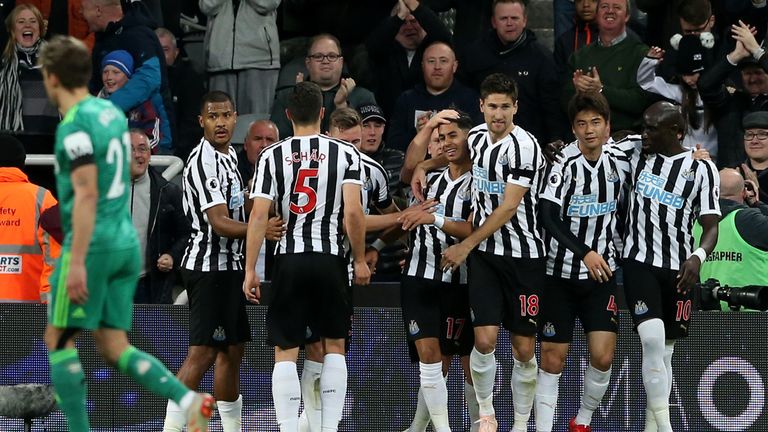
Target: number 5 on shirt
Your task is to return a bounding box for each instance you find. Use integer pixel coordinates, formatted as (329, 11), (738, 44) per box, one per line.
(290, 168), (319, 214)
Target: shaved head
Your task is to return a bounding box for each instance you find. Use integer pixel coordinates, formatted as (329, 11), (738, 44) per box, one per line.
(719, 168), (745, 202)
(641, 101), (686, 154)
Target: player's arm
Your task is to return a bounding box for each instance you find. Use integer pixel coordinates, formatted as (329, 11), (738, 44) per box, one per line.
(68, 163), (99, 304)
(540, 199), (612, 282)
(409, 156), (449, 202)
(401, 110), (459, 183)
(205, 204), (248, 239)
(343, 183), (370, 285)
(243, 197), (271, 303)
(399, 209), (473, 239)
(441, 184), (527, 271)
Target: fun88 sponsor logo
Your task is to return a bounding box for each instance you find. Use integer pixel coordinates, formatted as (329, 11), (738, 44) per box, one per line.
(473, 166), (505, 195)
(636, 171), (685, 209)
(567, 194), (617, 217)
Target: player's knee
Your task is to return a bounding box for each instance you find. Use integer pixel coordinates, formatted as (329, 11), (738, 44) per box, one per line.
(540, 348), (566, 374)
(590, 350), (615, 371)
(415, 343), (441, 364)
(44, 326), (77, 351)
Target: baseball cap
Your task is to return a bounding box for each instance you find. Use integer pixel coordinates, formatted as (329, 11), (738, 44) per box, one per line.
(358, 104), (386, 123)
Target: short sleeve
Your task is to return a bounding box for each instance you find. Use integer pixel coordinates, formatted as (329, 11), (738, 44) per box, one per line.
(374, 168), (392, 209)
(540, 160), (568, 207)
(506, 139), (540, 188)
(61, 130), (95, 169)
(195, 157), (226, 211)
(250, 151), (276, 201)
(698, 160), (721, 217)
(343, 148), (364, 185)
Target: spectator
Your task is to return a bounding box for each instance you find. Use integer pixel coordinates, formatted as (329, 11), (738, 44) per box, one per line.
(128, 129), (191, 304)
(695, 168), (768, 311)
(461, 0), (567, 144)
(0, 4), (59, 134)
(563, 0), (652, 133)
(155, 27), (206, 162)
(358, 103), (407, 206)
(97, 50), (170, 153)
(270, 34), (376, 138)
(698, 21), (766, 167)
(637, 35), (718, 158)
(201, 0), (280, 118)
(554, 0), (578, 40)
(83, 0), (174, 152)
(387, 40), (481, 152)
(366, 0), (452, 118)
(740, 112), (768, 204)
(0, 133), (59, 303)
(236, 119), (279, 185)
(554, 0), (599, 80)
(637, 0), (728, 49)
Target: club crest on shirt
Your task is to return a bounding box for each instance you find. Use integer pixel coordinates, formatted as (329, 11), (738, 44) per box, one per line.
(408, 320), (420, 335)
(306, 326), (313, 339)
(635, 300), (649, 315)
(457, 184), (472, 201)
(606, 169), (620, 183)
(680, 168), (696, 182)
(498, 153), (509, 166)
(363, 177), (373, 191)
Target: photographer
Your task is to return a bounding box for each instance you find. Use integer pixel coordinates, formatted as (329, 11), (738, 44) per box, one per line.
(695, 168), (768, 310)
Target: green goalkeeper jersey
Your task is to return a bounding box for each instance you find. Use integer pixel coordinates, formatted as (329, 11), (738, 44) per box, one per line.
(54, 96), (138, 252)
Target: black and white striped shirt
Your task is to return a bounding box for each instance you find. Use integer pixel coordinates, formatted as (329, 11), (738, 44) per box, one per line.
(468, 124), (546, 258)
(541, 141), (632, 279)
(250, 134), (363, 257)
(361, 153), (392, 213)
(404, 168), (473, 283)
(618, 138), (721, 270)
(181, 138), (246, 271)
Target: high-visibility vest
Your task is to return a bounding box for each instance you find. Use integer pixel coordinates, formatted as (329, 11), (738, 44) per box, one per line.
(0, 167), (60, 302)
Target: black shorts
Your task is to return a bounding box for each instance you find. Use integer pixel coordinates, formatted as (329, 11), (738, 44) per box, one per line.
(467, 251), (543, 336)
(622, 260), (692, 340)
(401, 275), (474, 360)
(304, 283), (353, 351)
(267, 253), (351, 349)
(182, 269), (251, 346)
(538, 274), (618, 343)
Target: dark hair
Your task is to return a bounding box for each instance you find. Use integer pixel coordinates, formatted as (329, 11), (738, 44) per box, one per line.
(567, 92), (611, 125)
(199, 90), (235, 114)
(446, 109), (475, 132)
(38, 35), (91, 90)
(0, 133), (26, 168)
(287, 81), (323, 126)
(680, 82), (712, 133)
(480, 73), (518, 101)
(329, 107), (362, 131)
(677, 0), (711, 26)
(492, 0), (527, 17)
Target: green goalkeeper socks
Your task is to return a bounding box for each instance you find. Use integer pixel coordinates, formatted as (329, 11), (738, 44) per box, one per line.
(116, 345), (190, 404)
(49, 348), (89, 432)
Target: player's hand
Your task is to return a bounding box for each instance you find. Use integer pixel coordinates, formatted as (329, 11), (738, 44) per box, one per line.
(411, 164), (428, 202)
(692, 143), (711, 161)
(243, 271), (261, 304)
(266, 216), (286, 241)
(66, 262), (89, 304)
(582, 251), (612, 283)
(353, 259), (371, 286)
(676, 256), (701, 294)
(364, 246), (379, 274)
(398, 210), (435, 231)
(425, 109), (458, 130)
(156, 253), (174, 272)
(440, 243), (470, 273)
(543, 139), (566, 164)
(646, 46), (665, 60)
(402, 198), (439, 214)
(334, 78), (356, 108)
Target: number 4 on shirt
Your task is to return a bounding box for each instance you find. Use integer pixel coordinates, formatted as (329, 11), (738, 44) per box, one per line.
(290, 168), (319, 214)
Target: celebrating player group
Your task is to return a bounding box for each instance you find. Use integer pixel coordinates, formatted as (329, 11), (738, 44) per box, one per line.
(41, 31), (717, 432)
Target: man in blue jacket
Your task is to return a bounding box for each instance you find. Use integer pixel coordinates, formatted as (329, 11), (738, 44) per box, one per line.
(82, 0), (174, 154)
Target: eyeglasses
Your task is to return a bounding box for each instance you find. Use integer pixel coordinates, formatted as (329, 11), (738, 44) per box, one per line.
(744, 131), (768, 141)
(307, 53), (341, 63)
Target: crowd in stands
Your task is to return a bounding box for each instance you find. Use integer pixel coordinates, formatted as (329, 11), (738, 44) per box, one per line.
(1, 0), (767, 302)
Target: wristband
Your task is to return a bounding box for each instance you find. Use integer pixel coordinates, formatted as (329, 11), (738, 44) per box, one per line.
(433, 215), (445, 229)
(371, 239), (386, 252)
(754, 47), (766, 60)
(691, 247), (707, 263)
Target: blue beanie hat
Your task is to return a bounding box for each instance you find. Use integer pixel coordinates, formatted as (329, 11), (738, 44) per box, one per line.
(101, 50), (134, 78)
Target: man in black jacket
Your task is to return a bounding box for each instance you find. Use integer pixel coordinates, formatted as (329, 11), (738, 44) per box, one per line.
(129, 129), (191, 304)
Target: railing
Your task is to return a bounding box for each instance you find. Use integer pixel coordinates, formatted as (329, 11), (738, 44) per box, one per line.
(24, 154), (185, 181)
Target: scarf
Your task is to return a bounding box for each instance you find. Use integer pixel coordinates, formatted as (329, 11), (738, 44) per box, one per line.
(0, 39), (44, 132)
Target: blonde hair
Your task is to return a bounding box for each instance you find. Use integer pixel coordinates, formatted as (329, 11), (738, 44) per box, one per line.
(3, 4), (47, 62)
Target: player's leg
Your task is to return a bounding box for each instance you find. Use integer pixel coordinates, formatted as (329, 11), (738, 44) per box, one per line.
(45, 325), (88, 432)
(320, 337), (347, 432)
(460, 356), (480, 432)
(624, 260), (672, 432)
(299, 340), (325, 432)
(535, 275), (577, 432)
(414, 338), (450, 432)
(274, 347), (302, 432)
(508, 257), (545, 432)
(214, 343), (246, 432)
(212, 269), (252, 432)
(571, 277), (618, 431)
